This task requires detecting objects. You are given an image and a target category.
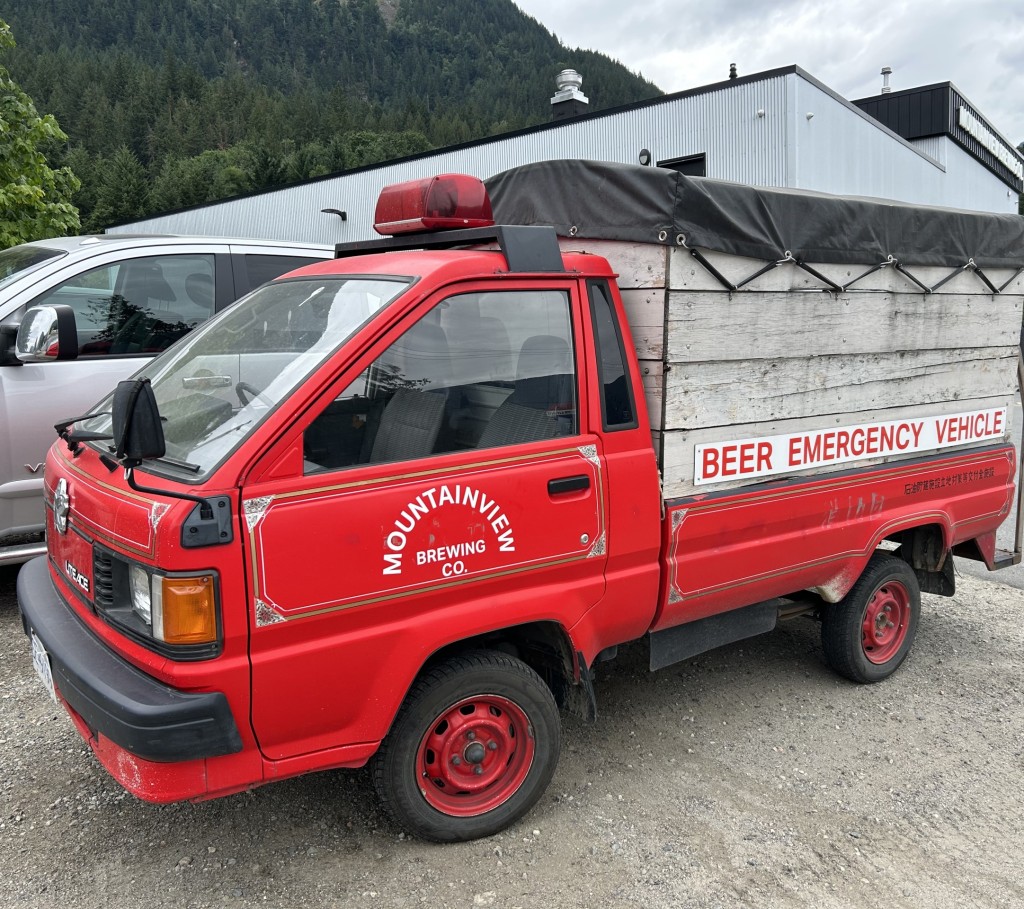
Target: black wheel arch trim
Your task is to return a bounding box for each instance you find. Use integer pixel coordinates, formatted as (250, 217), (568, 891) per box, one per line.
(17, 557), (242, 762)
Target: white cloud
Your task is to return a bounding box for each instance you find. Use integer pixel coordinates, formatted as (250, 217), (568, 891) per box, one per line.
(514, 0), (1024, 145)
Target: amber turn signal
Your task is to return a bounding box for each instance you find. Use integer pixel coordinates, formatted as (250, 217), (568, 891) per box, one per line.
(158, 576), (217, 645)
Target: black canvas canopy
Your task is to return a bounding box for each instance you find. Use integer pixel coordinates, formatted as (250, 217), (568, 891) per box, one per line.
(485, 160), (1024, 269)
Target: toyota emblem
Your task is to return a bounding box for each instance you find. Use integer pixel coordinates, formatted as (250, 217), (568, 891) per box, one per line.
(54, 478), (70, 535)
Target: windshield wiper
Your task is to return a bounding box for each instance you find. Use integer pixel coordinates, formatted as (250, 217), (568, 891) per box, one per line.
(153, 455), (202, 473)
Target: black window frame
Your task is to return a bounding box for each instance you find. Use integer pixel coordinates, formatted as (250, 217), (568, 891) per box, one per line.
(587, 280), (639, 432)
(657, 153), (707, 177)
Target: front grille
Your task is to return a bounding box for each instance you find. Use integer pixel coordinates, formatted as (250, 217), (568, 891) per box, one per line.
(92, 547), (114, 610)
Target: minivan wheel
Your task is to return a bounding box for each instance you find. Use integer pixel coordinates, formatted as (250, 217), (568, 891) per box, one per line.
(372, 650), (560, 842)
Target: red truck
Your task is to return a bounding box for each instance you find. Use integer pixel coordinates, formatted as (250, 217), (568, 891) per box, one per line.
(18, 161), (1024, 842)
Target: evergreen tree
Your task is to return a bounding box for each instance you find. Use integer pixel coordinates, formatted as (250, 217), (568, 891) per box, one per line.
(0, 0), (662, 227)
(0, 18), (80, 248)
(88, 146), (150, 231)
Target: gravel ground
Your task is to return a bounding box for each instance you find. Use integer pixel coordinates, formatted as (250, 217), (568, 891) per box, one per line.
(2, 559), (1022, 909)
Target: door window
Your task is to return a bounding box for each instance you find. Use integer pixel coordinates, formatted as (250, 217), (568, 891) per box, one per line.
(304, 289), (577, 472)
(30, 254), (216, 357)
(241, 254), (326, 289)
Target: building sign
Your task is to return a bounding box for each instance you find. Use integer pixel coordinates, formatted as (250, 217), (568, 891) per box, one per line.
(694, 407), (1007, 485)
(958, 107), (1024, 180)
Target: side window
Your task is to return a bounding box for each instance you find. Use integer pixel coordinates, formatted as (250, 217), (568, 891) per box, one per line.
(589, 282), (637, 430)
(31, 254), (216, 357)
(241, 254), (325, 290)
(303, 290), (577, 472)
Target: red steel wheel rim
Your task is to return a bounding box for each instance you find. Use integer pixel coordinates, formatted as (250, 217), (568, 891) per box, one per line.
(416, 695), (536, 817)
(861, 580), (911, 664)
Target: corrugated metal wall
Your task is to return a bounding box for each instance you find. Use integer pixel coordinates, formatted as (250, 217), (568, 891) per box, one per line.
(910, 136), (947, 166)
(109, 70), (1018, 245)
(792, 80), (1016, 211)
(790, 79), (942, 196)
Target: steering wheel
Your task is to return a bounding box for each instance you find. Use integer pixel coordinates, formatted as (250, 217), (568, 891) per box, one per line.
(236, 381), (274, 409)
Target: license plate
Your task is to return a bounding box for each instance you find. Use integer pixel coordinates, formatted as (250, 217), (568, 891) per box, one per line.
(30, 632), (57, 705)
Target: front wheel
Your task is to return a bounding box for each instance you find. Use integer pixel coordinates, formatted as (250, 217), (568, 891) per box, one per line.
(822, 551), (921, 683)
(372, 650), (561, 842)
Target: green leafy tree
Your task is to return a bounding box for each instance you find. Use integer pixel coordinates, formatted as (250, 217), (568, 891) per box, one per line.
(0, 18), (80, 248)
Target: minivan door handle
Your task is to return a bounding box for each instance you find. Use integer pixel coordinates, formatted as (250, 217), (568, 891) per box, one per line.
(548, 474), (591, 495)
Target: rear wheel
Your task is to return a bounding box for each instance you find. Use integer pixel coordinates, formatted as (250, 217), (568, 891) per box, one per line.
(822, 552), (921, 683)
(372, 650), (560, 842)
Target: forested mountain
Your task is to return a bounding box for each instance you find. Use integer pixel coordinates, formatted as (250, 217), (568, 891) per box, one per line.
(1, 0), (661, 230)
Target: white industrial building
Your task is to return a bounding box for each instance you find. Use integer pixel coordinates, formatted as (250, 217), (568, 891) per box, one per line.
(109, 64), (1024, 245)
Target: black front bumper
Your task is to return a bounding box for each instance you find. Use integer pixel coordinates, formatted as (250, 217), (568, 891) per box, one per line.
(18, 557), (242, 762)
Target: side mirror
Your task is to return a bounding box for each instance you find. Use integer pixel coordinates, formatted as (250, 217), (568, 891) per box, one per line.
(112, 378), (166, 467)
(15, 305), (79, 362)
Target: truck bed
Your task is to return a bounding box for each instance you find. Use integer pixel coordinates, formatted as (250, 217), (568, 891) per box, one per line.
(560, 240), (1022, 560)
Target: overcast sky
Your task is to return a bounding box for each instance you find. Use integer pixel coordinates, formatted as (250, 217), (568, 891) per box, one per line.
(513, 0), (1024, 146)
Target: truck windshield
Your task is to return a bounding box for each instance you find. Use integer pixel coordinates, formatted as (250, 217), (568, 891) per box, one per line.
(0, 245), (65, 289)
(81, 275), (410, 478)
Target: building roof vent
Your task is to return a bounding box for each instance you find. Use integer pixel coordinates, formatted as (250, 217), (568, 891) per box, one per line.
(881, 66), (892, 94)
(551, 69), (589, 121)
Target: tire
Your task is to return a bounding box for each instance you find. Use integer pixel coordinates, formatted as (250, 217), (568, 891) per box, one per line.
(371, 650), (561, 842)
(821, 552), (921, 684)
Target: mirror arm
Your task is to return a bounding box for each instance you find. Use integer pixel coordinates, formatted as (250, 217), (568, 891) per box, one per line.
(124, 468), (234, 548)
(124, 466), (208, 506)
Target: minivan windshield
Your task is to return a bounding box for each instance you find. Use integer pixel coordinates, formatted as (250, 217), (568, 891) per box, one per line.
(0, 244), (64, 290)
(81, 275), (410, 478)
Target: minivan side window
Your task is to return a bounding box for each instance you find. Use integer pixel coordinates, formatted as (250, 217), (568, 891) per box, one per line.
(30, 254), (216, 357)
(303, 290), (577, 472)
(242, 254), (325, 288)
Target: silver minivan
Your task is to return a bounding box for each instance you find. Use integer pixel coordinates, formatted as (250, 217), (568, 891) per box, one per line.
(0, 235), (331, 565)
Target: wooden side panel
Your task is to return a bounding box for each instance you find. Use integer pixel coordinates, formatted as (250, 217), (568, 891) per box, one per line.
(593, 242), (1023, 501)
(665, 291), (1023, 361)
(664, 348), (1020, 428)
(637, 359), (664, 431)
(560, 238), (668, 288)
(620, 288), (666, 360)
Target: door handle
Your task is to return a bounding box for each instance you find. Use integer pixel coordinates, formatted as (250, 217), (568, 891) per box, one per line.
(548, 474), (590, 495)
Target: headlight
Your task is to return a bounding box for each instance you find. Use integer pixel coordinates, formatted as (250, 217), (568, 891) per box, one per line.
(125, 564), (218, 647)
(93, 546), (221, 658)
(129, 564), (152, 624)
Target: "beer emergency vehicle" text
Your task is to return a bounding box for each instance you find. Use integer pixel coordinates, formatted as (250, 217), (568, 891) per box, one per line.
(695, 408), (1007, 485)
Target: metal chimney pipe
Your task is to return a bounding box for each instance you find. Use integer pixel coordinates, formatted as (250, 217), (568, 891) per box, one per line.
(555, 69), (583, 94)
(881, 66), (892, 94)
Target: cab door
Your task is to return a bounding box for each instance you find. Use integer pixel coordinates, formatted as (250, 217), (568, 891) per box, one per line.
(240, 281), (609, 761)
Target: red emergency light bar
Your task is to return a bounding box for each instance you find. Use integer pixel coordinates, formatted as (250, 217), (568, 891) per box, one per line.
(373, 174), (495, 236)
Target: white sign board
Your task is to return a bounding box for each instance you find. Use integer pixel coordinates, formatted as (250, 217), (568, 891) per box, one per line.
(694, 407), (1008, 485)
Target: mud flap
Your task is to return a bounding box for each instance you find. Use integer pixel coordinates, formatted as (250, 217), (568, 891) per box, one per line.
(571, 651), (598, 722)
(916, 555), (956, 596)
